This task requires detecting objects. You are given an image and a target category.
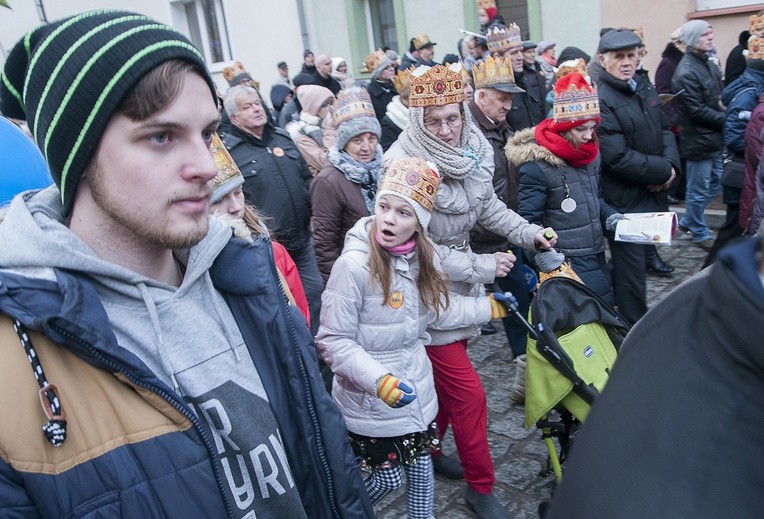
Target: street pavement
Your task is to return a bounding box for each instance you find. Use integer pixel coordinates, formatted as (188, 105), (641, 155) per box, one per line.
(374, 206), (722, 518)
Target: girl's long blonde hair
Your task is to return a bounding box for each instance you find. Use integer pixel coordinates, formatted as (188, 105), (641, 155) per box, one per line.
(367, 219), (450, 317)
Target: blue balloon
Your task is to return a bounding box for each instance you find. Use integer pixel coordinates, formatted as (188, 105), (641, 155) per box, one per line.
(0, 117), (53, 205)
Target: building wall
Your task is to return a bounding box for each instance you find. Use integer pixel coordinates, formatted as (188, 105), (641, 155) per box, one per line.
(536, 0), (603, 58)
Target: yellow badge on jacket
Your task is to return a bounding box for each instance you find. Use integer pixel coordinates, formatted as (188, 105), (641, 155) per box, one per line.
(388, 291), (404, 309)
(272, 146), (284, 157)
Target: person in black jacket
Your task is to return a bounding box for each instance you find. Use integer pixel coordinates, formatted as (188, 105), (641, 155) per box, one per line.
(313, 54), (341, 96)
(548, 235), (764, 519)
(597, 29), (680, 324)
(364, 50), (397, 121)
(222, 84), (324, 334)
(724, 30), (750, 87)
(506, 40), (546, 131)
(672, 19), (725, 251)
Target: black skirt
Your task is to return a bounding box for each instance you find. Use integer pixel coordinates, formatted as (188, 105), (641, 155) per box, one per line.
(349, 421), (440, 469)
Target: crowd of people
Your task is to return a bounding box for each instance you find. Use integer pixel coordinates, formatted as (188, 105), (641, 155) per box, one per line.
(1, 1), (764, 518)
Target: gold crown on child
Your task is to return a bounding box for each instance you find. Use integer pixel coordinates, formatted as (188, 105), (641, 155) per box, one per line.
(553, 81), (600, 123)
(378, 158), (441, 212)
(486, 24), (522, 53)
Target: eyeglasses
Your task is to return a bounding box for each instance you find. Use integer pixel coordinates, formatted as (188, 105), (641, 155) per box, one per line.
(423, 116), (463, 132)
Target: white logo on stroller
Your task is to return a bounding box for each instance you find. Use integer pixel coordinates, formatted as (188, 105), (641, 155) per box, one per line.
(583, 345), (594, 358)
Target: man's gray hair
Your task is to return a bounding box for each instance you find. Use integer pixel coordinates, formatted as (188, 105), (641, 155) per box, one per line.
(224, 84), (259, 117)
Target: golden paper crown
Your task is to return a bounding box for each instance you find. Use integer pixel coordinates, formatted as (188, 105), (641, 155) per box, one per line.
(392, 67), (414, 92)
(364, 49), (390, 73)
(472, 54), (516, 90)
(378, 158), (441, 213)
(748, 35), (764, 60)
(750, 12), (764, 35)
(223, 61), (260, 90)
(486, 24), (522, 54)
(553, 73), (600, 123)
(632, 26), (645, 42)
(413, 33), (436, 50)
(409, 65), (465, 108)
(211, 133), (244, 202)
(476, 0), (496, 10)
(332, 87), (376, 126)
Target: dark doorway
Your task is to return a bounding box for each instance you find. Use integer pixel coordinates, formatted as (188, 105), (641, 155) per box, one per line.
(496, 0), (529, 39)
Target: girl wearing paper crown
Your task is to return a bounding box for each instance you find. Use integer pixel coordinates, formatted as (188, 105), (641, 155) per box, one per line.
(208, 133), (311, 326)
(316, 157), (509, 519)
(506, 71), (620, 304)
(383, 63), (557, 517)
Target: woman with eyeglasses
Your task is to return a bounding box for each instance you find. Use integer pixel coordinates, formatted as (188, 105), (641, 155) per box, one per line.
(383, 64), (557, 518)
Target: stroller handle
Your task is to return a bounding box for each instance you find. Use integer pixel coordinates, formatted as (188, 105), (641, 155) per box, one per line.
(493, 291), (600, 406)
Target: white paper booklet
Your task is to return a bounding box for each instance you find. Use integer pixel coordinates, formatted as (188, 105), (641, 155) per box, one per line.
(614, 212), (678, 245)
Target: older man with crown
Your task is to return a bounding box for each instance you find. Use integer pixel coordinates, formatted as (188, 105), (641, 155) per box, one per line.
(383, 63), (557, 519)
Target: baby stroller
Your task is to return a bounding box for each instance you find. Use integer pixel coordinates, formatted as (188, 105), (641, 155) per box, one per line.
(494, 273), (630, 507)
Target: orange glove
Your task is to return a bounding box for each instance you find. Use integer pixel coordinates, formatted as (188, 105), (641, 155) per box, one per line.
(376, 374), (416, 408)
(488, 293), (509, 319)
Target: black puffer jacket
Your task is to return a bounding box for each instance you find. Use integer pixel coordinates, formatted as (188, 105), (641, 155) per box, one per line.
(507, 65), (546, 132)
(598, 70), (681, 212)
(222, 124), (313, 252)
(672, 49), (725, 159)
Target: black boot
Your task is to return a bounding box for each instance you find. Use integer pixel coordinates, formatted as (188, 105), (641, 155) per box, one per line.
(646, 247), (674, 276)
(432, 453), (464, 479)
(465, 487), (510, 519)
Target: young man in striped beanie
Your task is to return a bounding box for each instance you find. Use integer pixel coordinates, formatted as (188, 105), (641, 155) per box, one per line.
(0, 10), (372, 518)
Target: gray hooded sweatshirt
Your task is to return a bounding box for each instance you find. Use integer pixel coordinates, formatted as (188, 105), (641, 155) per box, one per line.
(0, 186), (306, 518)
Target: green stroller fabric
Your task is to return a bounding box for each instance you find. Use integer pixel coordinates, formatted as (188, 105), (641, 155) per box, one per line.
(524, 322), (617, 428)
(523, 277), (628, 428)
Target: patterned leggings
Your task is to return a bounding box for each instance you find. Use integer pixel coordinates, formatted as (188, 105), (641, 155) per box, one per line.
(365, 454), (434, 519)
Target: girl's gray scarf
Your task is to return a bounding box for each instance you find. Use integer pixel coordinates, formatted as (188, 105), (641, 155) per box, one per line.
(328, 145), (384, 213)
(397, 103), (491, 180)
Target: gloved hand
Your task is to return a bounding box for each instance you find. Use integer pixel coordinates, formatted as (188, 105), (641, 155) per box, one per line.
(605, 213), (625, 232)
(376, 374), (417, 408)
(488, 293), (509, 319)
(534, 249), (566, 273)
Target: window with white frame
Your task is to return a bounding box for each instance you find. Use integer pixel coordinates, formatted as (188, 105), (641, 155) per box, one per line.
(364, 0), (398, 52)
(696, 0), (761, 11)
(171, 0), (232, 64)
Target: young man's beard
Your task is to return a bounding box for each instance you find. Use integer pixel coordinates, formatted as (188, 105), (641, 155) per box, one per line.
(86, 160), (209, 250)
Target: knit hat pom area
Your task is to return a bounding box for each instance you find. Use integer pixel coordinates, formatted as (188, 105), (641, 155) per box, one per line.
(0, 9), (216, 215)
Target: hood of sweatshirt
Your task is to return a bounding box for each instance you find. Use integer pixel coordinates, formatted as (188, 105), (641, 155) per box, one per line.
(0, 186), (257, 397)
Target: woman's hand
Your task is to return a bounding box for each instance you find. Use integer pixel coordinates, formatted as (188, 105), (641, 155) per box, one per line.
(534, 227), (558, 250)
(493, 251), (516, 277)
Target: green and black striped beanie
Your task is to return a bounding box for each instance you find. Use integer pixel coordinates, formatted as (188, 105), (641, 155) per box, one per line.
(0, 10), (216, 214)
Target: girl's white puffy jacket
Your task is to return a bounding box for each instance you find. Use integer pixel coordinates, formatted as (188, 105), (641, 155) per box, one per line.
(316, 217), (493, 437)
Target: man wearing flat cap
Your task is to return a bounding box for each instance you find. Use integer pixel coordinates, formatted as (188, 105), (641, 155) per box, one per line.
(596, 28), (681, 325)
(672, 20), (725, 252)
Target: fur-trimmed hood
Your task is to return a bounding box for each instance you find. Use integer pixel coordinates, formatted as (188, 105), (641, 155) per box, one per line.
(504, 127), (566, 168)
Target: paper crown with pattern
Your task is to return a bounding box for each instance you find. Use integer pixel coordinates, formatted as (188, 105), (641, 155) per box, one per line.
(748, 35), (764, 60)
(409, 64), (464, 108)
(476, 0), (496, 9)
(377, 158), (441, 227)
(392, 66), (414, 92)
(211, 133), (245, 204)
(486, 24), (522, 54)
(332, 86), (376, 126)
(552, 71), (600, 123)
(363, 49), (392, 75)
(750, 12), (764, 35)
(472, 54), (517, 90)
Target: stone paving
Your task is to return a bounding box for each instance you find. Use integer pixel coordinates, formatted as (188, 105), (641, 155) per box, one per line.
(374, 208), (720, 518)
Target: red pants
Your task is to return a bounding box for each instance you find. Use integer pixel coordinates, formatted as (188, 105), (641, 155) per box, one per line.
(427, 339), (494, 493)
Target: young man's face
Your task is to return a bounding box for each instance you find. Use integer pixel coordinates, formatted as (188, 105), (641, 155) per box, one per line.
(694, 27), (714, 53)
(279, 66), (289, 78)
(81, 72), (219, 250)
(316, 56), (332, 78)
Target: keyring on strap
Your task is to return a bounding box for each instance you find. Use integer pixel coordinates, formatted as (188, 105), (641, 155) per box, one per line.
(13, 319), (67, 447)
